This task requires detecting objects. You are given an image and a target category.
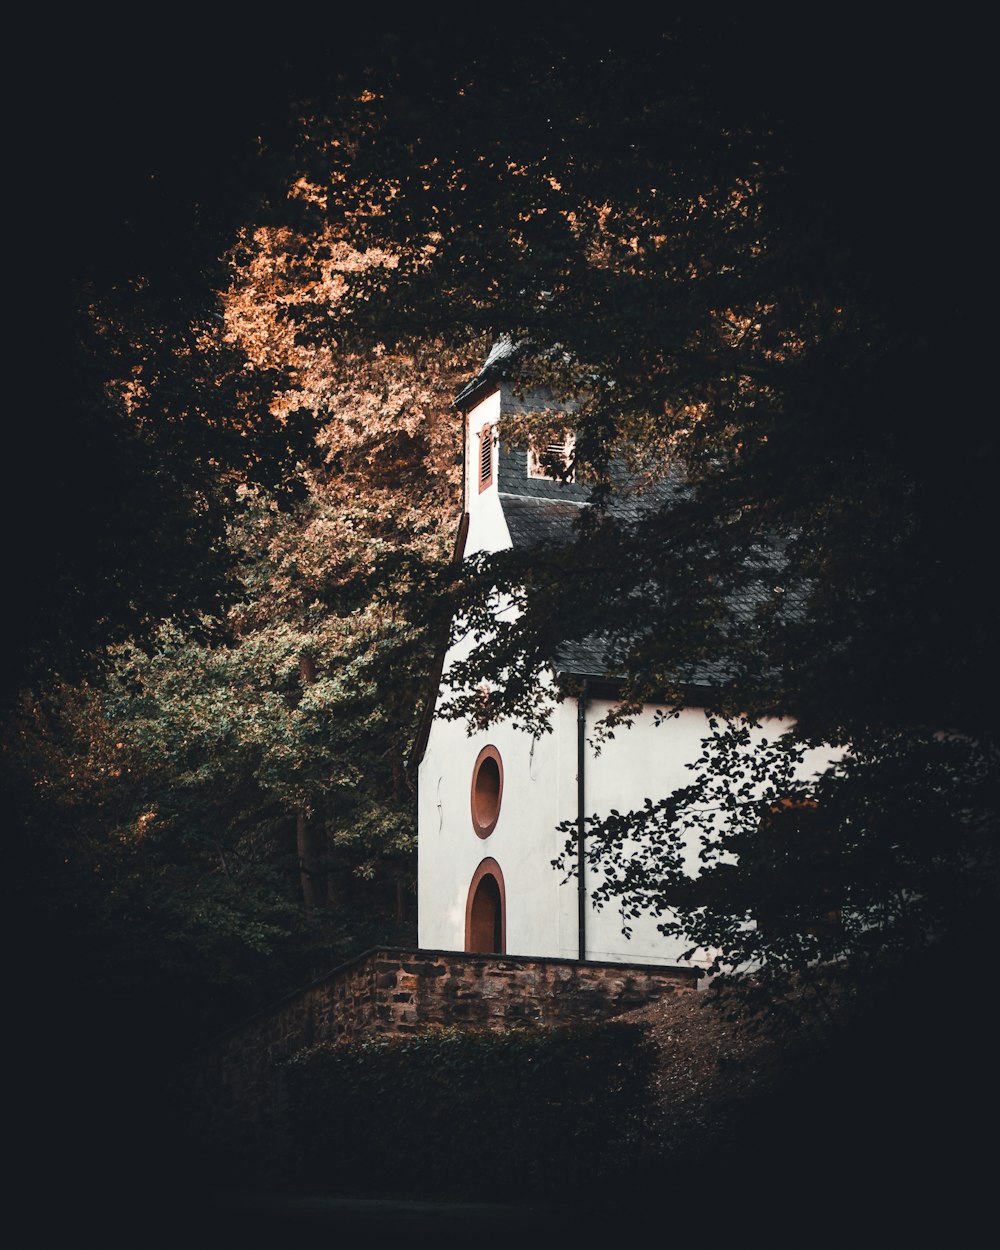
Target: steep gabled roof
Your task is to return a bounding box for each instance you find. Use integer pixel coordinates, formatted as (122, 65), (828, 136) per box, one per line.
(451, 335), (522, 410)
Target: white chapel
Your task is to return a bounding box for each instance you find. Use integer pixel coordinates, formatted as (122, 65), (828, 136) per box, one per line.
(412, 345), (830, 973)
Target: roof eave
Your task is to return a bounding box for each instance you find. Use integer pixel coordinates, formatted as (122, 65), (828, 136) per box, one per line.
(551, 668), (722, 708)
(451, 373), (502, 412)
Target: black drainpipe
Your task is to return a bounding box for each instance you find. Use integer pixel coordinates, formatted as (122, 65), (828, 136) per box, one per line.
(577, 679), (588, 961)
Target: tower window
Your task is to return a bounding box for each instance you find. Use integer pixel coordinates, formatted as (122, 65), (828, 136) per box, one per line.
(528, 431), (575, 481)
(478, 424), (494, 492)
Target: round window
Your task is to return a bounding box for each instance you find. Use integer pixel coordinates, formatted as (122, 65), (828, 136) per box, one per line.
(470, 745), (503, 837)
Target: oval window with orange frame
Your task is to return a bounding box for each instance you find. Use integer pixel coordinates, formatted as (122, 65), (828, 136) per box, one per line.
(470, 745), (503, 837)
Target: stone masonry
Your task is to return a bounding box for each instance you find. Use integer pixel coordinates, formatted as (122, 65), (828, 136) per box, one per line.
(176, 946), (699, 1163)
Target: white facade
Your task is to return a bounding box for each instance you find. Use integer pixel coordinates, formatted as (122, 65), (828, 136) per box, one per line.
(418, 693), (730, 968)
(462, 388), (511, 559)
(416, 380), (830, 972)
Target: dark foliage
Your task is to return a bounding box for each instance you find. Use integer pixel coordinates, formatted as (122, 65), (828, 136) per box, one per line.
(279, 1021), (657, 1200)
(7, 24), (994, 1231)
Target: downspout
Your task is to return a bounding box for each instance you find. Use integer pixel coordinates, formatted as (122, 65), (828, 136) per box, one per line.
(577, 679), (588, 961)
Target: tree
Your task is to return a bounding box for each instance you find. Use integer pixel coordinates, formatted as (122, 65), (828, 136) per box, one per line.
(9, 29), (482, 1035)
(256, 20), (995, 993)
(10, 28), (385, 702)
(8, 24), (993, 1225)
(6, 292), (468, 1040)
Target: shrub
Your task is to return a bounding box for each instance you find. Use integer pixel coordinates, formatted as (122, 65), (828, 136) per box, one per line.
(282, 1021), (656, 1199)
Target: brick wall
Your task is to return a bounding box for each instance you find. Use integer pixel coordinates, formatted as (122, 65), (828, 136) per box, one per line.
(174, 947), (698, 1166)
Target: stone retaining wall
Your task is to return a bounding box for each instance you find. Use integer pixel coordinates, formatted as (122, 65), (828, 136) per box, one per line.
(175, 947), (698, 1165)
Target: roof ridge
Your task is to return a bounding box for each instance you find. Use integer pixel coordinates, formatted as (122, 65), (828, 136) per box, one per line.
(498, 491), (588, 508)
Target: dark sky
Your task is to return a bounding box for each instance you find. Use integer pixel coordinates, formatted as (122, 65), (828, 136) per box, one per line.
(30, 17), (982, 328)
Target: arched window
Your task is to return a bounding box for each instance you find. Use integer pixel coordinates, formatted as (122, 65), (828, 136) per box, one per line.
(465, 858), (506, 953)
(470, 745), (503, 837)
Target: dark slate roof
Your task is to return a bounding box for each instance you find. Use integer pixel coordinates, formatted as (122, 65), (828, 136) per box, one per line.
(499, 452), (688, 545)
(499, 467), (791, 688)
(547, 553), (799, 686)
(552, 635), (617, 679)
(452, 336), (521, 409)
(550, 643), (738, 688)
(500, 494), (585, 548)
(453, 348), (795, 690)
(498, 466), (695, 682)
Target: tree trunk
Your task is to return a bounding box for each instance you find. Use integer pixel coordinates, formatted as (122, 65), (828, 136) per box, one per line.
(396, 876), (406, 923)
(296, 648), (323, 912)
(296, 810), (323, 913)
(324, 830), (341, 909)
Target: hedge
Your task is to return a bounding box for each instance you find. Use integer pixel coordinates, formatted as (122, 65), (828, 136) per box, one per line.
(281, 1020), (657, 1199)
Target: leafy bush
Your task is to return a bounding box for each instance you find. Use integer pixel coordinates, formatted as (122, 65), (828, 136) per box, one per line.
(282, 1021), (656, 1199)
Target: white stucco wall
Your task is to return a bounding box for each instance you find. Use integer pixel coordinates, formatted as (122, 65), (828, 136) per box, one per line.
(463, 389), (510, 558)
(562, 699), (715, 967)
(420, 385), (566, 955)
(419, 698), (729, 969)
(567, 700), (836, 968)
(418, 710), (568, 957)
(419, 686), (838, 971)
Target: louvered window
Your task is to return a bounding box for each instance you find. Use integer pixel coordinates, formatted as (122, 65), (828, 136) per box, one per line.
(528, 431), (575, 481)
(478, 424), (494, 492)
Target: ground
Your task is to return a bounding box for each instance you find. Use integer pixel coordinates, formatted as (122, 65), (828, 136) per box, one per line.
(618, 970), (993, 1236)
